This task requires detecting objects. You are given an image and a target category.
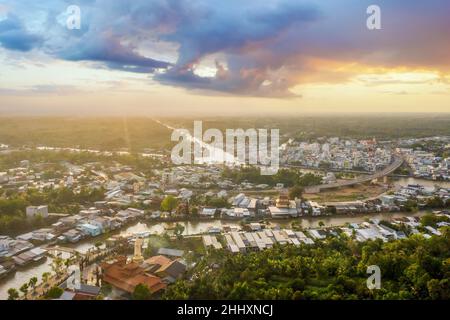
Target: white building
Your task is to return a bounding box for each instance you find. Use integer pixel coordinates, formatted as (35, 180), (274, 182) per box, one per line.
(26, 205), (48, 219)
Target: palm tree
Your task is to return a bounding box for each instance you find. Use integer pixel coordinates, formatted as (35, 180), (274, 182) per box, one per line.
(42, 272), (51, 284)
(19, 283), (29, 299)
(51, 257), (64, 277)
(7, 288), (19, 300)
(28, 277), (38, 292)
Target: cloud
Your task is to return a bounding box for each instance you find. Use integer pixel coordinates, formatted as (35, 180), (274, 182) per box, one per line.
(0, 14), (42, 51)
(0, 0), (450, 97)
(0, 84), (81, 96)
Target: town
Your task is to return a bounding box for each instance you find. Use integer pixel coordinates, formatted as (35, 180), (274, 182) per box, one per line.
(0, 133), (449, 300)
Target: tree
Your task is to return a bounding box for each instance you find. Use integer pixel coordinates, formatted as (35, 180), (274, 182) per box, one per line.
(45, 286), (63, 299)
(51, 257), (64, 276)
(289, 186), (304, 200)
(132, 283), (151, 300)
(174, 223), (185, 240)
(42, 272), (51, 285)
(28, 277), (38, 291)
(101, 283), (113, 296)
(7, 288), (19, 300)
(426, 196), (444, 209)
(160, 195), (178, 213)
(95, 241), (103, 251)
(19, 283), (29, 298)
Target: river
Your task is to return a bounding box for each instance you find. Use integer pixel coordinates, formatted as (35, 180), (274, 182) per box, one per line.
(1, 176), (447, 299)
(0, 208), (434, 299)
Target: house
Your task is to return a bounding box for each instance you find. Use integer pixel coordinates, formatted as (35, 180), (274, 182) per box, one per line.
(380, 195), (395, 206)
(356, 228), (383, 241)
(224, 234), (239, 253)
(79, 224), (102, 237)
(224, 207), (250, 218)
(230, 232), (246, 253)
(59, 281), (101, 300)
(31, 228), (55, 242)
(232, 193), (246, 206)
(308, 229), (326, 240)
(101, 257), (166, 297)
(89, 217), (111, 232)
(80, 208), (103, 217)
(59, 215), (82, 228)
(143, 255), (186, 283)
(12, 247), (47, 266)
(272, 230), (290, 244)
(251, 232), (267, 250)
(424, 226), (442, 236)
(0, 237), (10, 253)
(51, 222), (66, 233)
(26, 205), (48, 219)
(200, 208), (216, 218)
(268, 193), (298, 218)
(257, 231), (273, 248)
(306, 201), (325, 216)
(249, 223), (262, 231)
(202, 235), (223, 250)
(0, 238), (33, 257)
(243, 233), (258, 249)
(157, 248), (184, 258)
(0, 172), (9, 184)
(62, 229), (83, 243)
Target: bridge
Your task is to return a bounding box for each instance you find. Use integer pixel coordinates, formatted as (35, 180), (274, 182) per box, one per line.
(304, 155), (404, 193)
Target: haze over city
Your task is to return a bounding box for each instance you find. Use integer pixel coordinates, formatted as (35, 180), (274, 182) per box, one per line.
(0, 0), (449, 115)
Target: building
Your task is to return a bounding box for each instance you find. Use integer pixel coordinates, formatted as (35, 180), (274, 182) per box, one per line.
(61, 229), (83, 243)
(26, 205), (48, 219)
(101, 257), (166, 297)
(12, 247), (47, 266)
(200, 208), (216, 218)
(268, 192), (298, 218)
(143, 255), (186, 283)
(202, 235), (223, 250)
(157, 248), (184, 258)
(59, 281), (101, 300)
(230, 232), (246, 253)
(79, 224), (102, 237)
(132, 238), (144, 264)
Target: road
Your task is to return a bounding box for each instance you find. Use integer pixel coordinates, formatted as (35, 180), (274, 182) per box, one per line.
(304, 155), (404, 193)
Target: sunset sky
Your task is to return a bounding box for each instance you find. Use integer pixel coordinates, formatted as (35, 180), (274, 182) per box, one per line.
(0, 0), (449, 115)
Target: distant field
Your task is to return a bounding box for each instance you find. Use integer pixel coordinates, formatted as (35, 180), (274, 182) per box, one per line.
(0, 114), (449, 151)
(162, 113), (450, 141)
(303, 184), (388, 203)
(0, 117), (172, 151)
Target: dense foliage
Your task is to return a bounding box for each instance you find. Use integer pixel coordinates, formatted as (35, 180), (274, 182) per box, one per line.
(0, 187), (105, 235)
(164, 230), (450, 300)
(222, 167), (322, 188)
(0, 118), (172, 151)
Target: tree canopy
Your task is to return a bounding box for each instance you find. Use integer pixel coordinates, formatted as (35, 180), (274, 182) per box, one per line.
(164, 228), (450, 300)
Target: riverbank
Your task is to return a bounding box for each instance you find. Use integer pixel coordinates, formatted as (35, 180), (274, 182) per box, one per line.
(0, 209), (434, 299)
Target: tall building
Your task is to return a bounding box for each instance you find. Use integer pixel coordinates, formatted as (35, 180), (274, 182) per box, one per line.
(132, 238), (144, 264)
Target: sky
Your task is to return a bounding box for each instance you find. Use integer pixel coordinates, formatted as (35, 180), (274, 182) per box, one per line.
(0, 0), (449, 116)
